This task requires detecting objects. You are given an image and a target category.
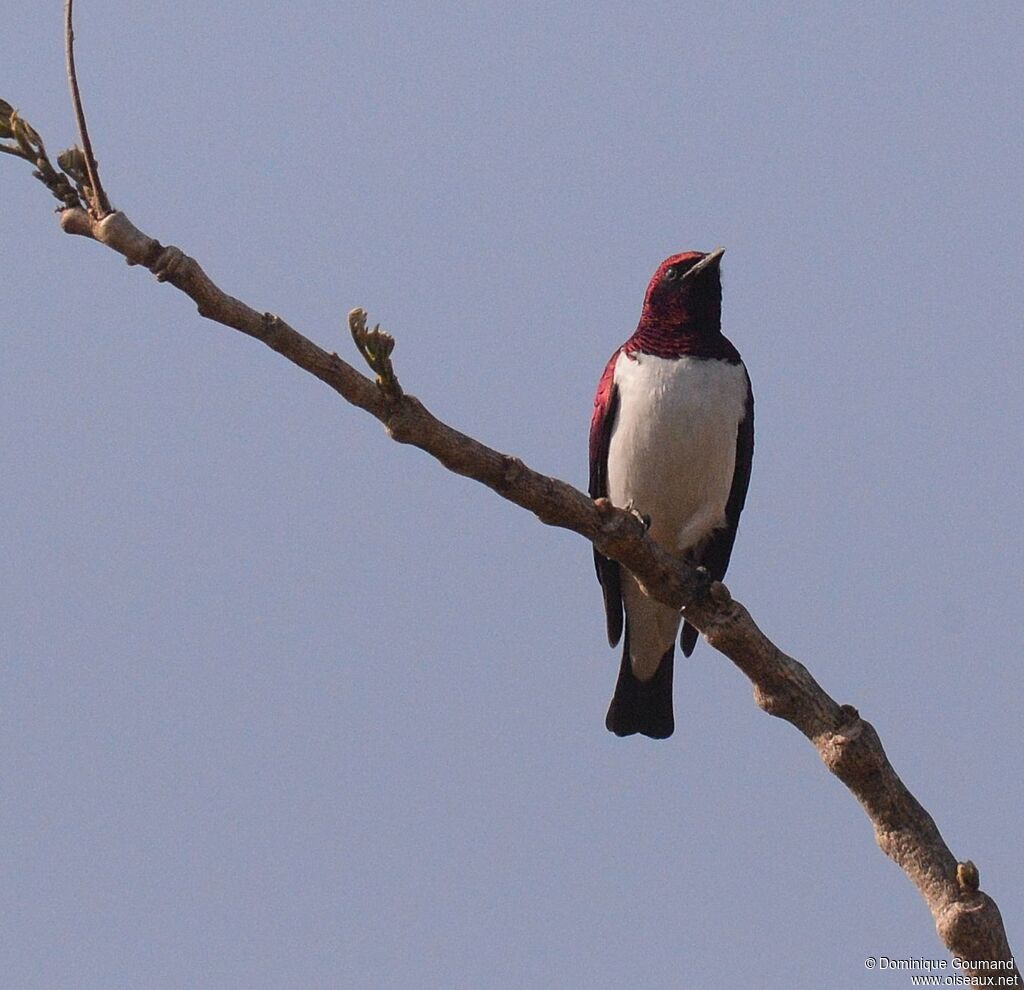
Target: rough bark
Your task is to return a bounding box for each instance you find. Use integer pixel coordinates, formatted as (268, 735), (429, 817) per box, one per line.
(45, 205), (1019, 982)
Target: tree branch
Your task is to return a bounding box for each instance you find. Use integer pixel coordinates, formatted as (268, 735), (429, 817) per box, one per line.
(1, 74), (1017, 974)
(51, 206), (1019, 983)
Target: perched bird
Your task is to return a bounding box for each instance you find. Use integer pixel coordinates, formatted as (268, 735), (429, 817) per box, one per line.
(589, 248), (753, 739)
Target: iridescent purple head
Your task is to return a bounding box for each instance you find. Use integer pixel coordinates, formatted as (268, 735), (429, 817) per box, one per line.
(638, 247), (725, 335)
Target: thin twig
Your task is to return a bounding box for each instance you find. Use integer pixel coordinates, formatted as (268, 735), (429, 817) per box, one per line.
(64, 0), (110, 216)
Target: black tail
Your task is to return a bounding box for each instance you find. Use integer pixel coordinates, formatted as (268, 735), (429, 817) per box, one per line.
(605, 633), (674, 739)
(680, 620), (699, 657)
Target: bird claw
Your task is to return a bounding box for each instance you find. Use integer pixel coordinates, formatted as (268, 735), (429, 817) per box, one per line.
(692, 565), (713, 596)
(623, 500), (651, 532)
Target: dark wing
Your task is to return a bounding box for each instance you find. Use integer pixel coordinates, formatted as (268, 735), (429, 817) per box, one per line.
(681, 369), (754, 655)
(589, 352), (623, 647)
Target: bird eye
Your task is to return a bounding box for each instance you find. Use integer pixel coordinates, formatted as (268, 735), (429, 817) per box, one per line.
(665, 267), (678, 281)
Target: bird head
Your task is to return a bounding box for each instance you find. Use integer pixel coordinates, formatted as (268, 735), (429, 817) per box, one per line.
(638, 247), (725, 334)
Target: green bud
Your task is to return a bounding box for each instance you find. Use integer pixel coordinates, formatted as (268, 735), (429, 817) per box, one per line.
(58, 146), (89, 183)
(0, 99), (13, 140)
(10, 111), (41, 155)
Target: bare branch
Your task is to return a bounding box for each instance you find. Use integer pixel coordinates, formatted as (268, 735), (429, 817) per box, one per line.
(3, 45), (1018, 965)
(47, 205), (1020, 982)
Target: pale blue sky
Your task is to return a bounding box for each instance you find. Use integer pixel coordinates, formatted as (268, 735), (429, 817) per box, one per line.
(3, 3), (1022, 988)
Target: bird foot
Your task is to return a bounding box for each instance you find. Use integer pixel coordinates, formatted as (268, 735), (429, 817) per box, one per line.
(690, 564), (712, 596)
(622, 499), (651, 532)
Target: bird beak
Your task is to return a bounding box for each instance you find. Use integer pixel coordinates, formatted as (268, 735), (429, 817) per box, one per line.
(682, 246), (725, 282)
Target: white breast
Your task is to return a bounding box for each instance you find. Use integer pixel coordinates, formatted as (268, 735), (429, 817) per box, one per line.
(607, 351), (748, 554)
